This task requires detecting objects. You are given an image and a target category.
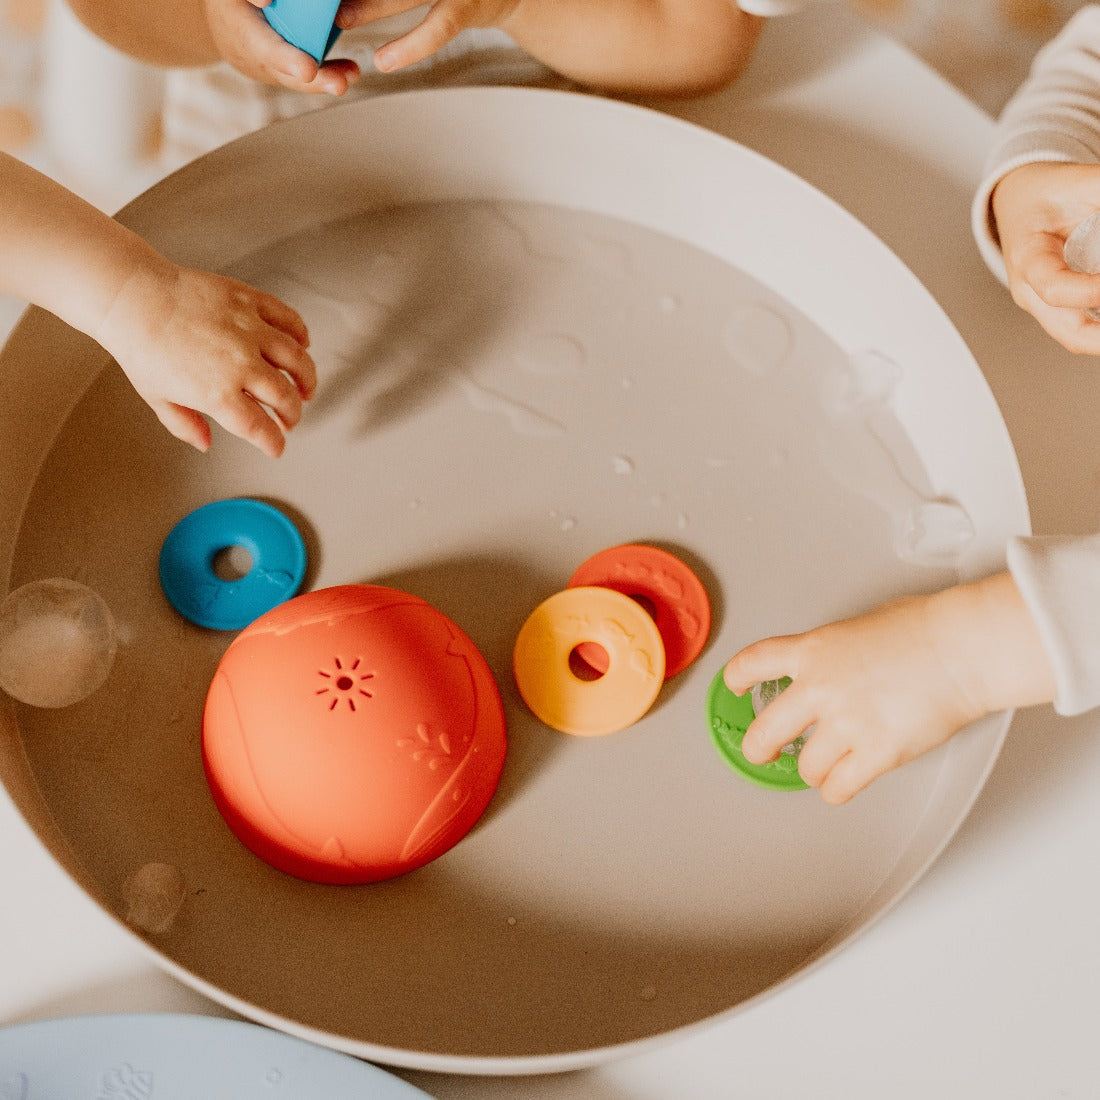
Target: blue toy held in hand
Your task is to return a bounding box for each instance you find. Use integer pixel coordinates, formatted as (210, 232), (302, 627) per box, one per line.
(262, 0), (342, 64)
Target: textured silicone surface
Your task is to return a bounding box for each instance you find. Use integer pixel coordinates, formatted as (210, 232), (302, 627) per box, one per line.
(0, 1013), (433, 1096)
(159, 498), (306, 631)
(513, 585), (665, 736)
(568, 543), (710, 679)
(203, 583), (507, 883)
(262, 0), (342, 63)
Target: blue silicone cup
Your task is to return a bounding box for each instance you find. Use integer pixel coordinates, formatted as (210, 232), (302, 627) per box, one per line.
(262, 0), (343, 63)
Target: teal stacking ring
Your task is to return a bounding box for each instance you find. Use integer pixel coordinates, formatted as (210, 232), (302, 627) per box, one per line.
(159, 499), (307, 631)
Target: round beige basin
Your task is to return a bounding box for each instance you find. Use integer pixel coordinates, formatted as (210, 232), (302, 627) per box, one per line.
(0, 88), (1026, 1074)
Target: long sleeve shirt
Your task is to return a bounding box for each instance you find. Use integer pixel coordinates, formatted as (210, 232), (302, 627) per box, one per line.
(970, 7), (1100, 715)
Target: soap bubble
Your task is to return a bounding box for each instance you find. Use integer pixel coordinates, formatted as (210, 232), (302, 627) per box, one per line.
(0, 578), (117, 708)
(1063, 211), (1100, 321)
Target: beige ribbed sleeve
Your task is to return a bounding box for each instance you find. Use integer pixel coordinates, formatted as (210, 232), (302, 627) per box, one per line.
(972, 6), (1100, 285)
(968, 8), (1100, 718)
(1006, 535), (1100, 716)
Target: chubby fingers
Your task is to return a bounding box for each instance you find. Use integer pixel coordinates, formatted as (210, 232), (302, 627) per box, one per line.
(232, 2), (359, 92)
(1013, 236), (1100, 310)
(369, 0), (482, 72)
(723, 636), (812, 764)
(722, 634), (798, 697)
(261, 325), (318, 401)
(1012, 278), (1100, 355)
(799, 725), (906, 806)
(212, 389), (290, 459)
(155, 403), (213, 454)
(256, 290), (311, 348)
(203, 341), (317, 458)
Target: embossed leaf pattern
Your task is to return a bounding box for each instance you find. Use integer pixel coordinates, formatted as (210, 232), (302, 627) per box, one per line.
(0, 1073), (28, 1100)
(98, 1064), (154, 1100)
(396, 721), (457, 771)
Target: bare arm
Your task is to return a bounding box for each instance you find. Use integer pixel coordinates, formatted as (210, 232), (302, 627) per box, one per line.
(723, 571), (1057, 804)
(498, 1), (765, 96)
(0, 151), (315, 455)
(0, 149), (160, 336)
(65, 0), (220, 66)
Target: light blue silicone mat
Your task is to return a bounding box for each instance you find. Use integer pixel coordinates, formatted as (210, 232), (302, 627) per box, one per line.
(0, 1013), (434, 1098)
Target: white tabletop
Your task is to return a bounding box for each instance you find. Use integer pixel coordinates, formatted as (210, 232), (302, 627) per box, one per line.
(3, 8), (1099, 1097)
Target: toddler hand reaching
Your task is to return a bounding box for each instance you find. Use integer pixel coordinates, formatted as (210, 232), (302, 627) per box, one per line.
(1, 151), (315, 457)
(973, 7), (1100, 355)
(989, 162), (1100, 355)
(723, 573), (1057, 805)
(96, 262), (316, 458)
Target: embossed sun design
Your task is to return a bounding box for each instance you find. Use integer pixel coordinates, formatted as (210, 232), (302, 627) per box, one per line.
(315, 656), (375, 711)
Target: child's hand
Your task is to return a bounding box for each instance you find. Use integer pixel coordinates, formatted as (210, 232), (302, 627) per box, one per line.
(97, 262), (317, 458)
(991, 161), (1100, 354)
(202, 0), (361, 94)
(336, 0), (519, 73)
(722, 593), (986, 805)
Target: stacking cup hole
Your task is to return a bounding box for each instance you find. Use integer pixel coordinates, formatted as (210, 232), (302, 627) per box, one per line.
(212, 544), (254, 581)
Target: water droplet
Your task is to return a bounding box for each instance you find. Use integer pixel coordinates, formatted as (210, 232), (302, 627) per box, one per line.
(649, 494), (666, 509)
(456, 371), (566, 437)
(559, 516), (577, 532)
(124, 862), (186, 935)
(579, 233), (632, 277)
(721, 303), (794, 374)
(612, 454), (635, 475)
(408, 498), (422, 510)
(659, 293), (682, 314)
(512, 333), (586, 377)
(676, 512), (689, 530)
(621, 377), (634, 390)
(820, 349), (903, 417)
(896, 499), (975, 566)
(639, 985), (658, 1002)
(0, 579), (117, 708)
(507, 916), (517, 926)
(266, 1068), (283, 1087)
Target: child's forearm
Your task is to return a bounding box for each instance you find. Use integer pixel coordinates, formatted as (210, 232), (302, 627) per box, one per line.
(926, 571), (1057, 719)
(0, 152), (172, 347)
(502, 1), (765, 95)
(65, 0), (219, 66)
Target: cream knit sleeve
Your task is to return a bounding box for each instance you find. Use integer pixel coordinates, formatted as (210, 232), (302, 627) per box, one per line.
(972, 6), (1100, 285)
(966, 11), (1100, 719)
(1007, 535), (1100, 716)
